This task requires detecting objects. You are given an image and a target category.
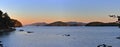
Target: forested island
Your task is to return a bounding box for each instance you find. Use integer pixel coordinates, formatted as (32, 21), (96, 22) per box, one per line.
(85, 22), (119, 26)
(0, 10), (22, 32)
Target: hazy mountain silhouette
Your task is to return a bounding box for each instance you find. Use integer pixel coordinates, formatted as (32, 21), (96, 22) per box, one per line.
(27, 21), (86, 26)
(46, 21), (68, 26)
(66, 22), (86, 26)
(26, 22), (47, 26)
(27, 21), (119, 26)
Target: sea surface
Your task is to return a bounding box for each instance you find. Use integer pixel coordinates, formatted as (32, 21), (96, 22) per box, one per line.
(0, 26), (120, 47)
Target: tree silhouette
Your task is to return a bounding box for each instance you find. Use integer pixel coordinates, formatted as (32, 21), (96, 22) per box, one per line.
(0, 10), (22, 29)
(11, 19), (22, 27)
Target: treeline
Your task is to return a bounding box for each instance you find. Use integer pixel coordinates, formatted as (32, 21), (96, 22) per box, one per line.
(0, 10), (22, 29)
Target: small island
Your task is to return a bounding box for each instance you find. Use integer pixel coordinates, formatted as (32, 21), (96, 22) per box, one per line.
(85, 22), (119, 26)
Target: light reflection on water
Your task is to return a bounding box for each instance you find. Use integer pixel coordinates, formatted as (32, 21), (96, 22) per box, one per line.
(0, 26), (120, 47)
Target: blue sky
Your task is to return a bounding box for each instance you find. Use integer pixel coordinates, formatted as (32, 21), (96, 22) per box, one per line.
(0, 0), (120, 24)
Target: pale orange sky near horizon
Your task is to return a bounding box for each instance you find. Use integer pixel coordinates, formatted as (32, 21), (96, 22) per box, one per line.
(5, 7), (118, 25)
(0, 0), (119, 25)
(10, 14), (117, 25)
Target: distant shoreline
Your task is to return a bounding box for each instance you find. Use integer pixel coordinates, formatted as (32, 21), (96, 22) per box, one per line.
(24, 25), (119, 27)
(25, 21), (119, 27)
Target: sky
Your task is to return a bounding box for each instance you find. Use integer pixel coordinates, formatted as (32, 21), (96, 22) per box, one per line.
(0, 0), (120, 25)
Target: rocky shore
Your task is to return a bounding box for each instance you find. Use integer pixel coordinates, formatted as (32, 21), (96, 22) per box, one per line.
(0, 28), (16, 33)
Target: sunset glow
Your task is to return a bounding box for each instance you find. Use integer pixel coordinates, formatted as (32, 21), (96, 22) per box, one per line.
(0, 0), (120, 25)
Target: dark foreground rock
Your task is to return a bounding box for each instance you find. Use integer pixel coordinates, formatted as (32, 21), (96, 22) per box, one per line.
(63, 34), (70, 36)
(0, 41), (3, 47)
(116, 37), (120, 39)
(97, 44), (112, 47)
(0, 28), (16, 33)
(27, 31), (33, 33)
(19, 29), (24, 31)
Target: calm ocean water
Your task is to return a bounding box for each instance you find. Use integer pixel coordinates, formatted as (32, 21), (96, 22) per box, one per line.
(0, 26), (120, 47)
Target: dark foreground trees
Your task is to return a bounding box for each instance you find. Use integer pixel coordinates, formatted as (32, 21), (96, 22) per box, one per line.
(0, 10), (22, 29)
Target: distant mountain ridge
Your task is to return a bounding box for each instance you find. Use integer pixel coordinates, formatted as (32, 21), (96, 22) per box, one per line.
(46, 21), (68, 26)
(26, 21), (86, 26)
(66, 22), (86, 26)
(26, 22), (47, 26)
(26, 21), (119, 26)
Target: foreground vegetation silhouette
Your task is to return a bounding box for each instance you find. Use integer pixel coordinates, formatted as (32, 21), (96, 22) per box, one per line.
(0, 10), (22, 31)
